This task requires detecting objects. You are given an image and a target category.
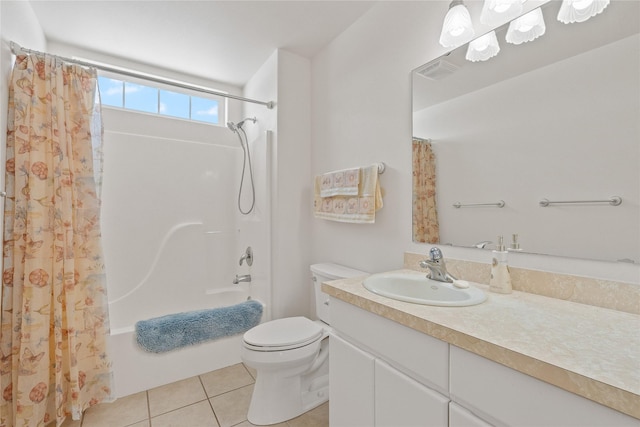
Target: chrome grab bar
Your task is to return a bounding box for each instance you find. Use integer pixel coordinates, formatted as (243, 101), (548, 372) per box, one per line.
(453, 200), (505, 208)
(539, 196), (622, 207)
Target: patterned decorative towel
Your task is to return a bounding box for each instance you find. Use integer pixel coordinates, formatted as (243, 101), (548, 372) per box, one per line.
(319, 167), (360, 197)
(135, 300), (263, 353)
(314, 164), (383, 223)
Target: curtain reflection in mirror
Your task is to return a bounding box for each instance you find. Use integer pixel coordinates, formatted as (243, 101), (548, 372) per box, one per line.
(412, 139), (439, 243)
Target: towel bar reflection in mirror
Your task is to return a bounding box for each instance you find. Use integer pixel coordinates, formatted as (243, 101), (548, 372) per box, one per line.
(453, 200), (505, 208)
(539, 196), (622, 207)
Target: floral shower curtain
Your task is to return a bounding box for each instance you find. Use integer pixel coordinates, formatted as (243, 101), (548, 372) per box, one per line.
(0, 52), (113, 426)
(412, 138), (440, 243)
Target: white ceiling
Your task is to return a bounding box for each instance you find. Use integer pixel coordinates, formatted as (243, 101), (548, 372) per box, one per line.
(28, 0), (377, 87)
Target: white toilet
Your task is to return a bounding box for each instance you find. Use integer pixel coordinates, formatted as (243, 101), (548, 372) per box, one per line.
(241, 263), (367, 425)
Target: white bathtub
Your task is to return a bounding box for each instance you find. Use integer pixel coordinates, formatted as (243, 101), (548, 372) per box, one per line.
(109, 304), (247, 398)
(106, 222), (258, 397)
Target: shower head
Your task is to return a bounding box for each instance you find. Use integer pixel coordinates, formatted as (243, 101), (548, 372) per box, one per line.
(236, 117), (257, 129)
(227, 121), (238, 132)
(227, 117), (256, 134)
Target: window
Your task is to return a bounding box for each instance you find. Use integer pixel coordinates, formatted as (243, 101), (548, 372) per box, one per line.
(97, 76), (224, 125)
(99, 77), (124, 107)
(191, 97), (219, 125)
(160, 90), (189, 120)
(125, 82), (157, 114)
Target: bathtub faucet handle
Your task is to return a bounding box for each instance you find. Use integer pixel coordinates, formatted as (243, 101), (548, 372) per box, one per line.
(239, 246), (253, 266)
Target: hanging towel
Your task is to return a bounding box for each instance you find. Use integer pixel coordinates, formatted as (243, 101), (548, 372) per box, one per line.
(319, 167), (360, 197)
(135, 300), (263, 353)
(313, 164), (383, 223)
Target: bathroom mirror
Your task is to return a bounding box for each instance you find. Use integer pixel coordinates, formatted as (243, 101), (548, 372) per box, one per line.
(412, 1), (639, 263)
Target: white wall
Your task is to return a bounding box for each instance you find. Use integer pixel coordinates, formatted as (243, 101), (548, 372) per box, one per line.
(273, 50), (312, 318)
(242, 51), (278, 320)
(310, 1), (452, 274)
(244, 50), (313, 319)
(310, 1), (639, 284)
(242, 49), (313, 319)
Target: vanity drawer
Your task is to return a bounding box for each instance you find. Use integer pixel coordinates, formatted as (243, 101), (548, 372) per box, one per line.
(330, 297), (449, 394)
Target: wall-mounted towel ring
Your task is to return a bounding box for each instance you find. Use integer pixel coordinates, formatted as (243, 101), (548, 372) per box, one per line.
(377, 162), (386, 174)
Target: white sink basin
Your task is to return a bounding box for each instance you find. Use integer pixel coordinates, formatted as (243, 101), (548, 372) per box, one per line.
(363, 272), (487, 307)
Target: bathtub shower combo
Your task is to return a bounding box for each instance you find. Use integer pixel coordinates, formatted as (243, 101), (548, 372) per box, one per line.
(101, 110), (271, 398)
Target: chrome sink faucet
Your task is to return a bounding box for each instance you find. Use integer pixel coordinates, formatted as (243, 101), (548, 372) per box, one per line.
(420, 247), (457, 283)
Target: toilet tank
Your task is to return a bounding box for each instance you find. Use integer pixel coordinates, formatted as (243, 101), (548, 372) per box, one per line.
(310, 263), (368, 324)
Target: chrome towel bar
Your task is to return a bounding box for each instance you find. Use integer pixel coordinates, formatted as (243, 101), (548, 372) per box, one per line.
(539, 196), (622, 207)
(453, 200), (505, 208)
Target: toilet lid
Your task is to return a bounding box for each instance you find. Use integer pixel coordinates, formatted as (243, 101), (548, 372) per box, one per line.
(243, 317), (323, 349)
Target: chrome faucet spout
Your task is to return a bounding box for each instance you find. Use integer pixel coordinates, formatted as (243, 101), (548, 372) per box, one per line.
(419, 247), (457, 283)
(233, 274), (252, 284)
(473, 240), (492, 249)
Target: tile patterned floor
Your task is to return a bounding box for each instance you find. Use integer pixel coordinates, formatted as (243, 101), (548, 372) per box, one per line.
(63, 363), (329, 427)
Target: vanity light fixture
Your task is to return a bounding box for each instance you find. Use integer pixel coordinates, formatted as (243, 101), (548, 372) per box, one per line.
(480, 0), (524, 27)
(557, 0), (610, 24)
(466, 30), (501, 62)
(506, 8), (546, 45)
(439, 0), (475, 48)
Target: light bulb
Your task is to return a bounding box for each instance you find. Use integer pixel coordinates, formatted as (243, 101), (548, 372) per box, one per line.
(466, 31), (500, 62)
(480, 0), (524, 27)
(506, 8), (546, 45)
(439, 1), (475, 48)
(557, 0), (610, 24)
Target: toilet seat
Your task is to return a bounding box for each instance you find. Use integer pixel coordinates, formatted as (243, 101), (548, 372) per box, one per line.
(243, 317), (324, 352)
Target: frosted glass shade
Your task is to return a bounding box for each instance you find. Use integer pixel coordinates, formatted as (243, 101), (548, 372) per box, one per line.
(439, 1), (475, 48)
(480, 0), (524, 27)
(557, 0), (610, 24)
(466, 31), (500, 62)
(506, 8), (546, 45)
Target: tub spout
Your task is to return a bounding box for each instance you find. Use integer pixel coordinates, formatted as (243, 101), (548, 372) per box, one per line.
(233, 274), (252, 284)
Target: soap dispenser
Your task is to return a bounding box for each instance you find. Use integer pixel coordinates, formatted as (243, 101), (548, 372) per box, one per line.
(489, 236), (512, 294)
(508, 234), (523, 252)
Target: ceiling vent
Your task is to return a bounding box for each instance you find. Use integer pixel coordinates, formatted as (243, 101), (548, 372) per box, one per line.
(416, 59), (459, 80)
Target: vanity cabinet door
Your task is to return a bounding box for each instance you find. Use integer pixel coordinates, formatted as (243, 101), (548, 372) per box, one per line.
(329, 334), (375, 427)
(449, 402), (493, 427)
(375, 359), (449, 427)
(450, 346), (639, 426)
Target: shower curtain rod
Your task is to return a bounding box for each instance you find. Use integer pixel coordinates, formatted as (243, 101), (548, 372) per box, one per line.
(9, 41), (275, 110)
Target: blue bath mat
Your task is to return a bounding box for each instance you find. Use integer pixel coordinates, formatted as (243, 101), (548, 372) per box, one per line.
(135, 300), (263, 353)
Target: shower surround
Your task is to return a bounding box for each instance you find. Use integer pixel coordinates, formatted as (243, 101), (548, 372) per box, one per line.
(100, 108), (271, 397)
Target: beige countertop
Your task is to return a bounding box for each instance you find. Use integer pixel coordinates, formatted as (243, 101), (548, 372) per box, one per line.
(322, 269), (640, 419)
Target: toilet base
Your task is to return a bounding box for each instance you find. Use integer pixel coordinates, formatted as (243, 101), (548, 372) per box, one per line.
(245, 338), (330, 426)
(247, 370), (329, 425)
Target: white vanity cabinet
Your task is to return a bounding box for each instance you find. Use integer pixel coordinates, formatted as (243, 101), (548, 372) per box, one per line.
(375, 359), (449, 426)
(329, 296), (640, 427)
(329, 333), (449, 427)
(449, 402), (493, 427)
(450, 346), (640, 427)
(329, 333), (375, 427)
(330, 298), (450, 426)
